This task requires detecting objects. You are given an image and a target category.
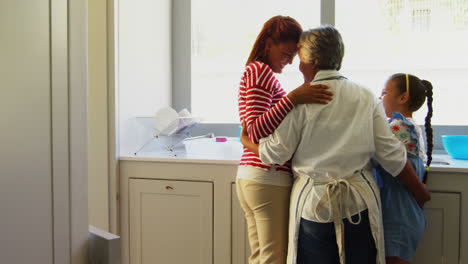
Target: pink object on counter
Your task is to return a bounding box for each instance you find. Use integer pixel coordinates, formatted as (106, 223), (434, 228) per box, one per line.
(216, 137), (227, 142)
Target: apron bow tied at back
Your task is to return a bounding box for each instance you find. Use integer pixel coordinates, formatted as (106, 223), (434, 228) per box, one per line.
(314, 172), (364, 264)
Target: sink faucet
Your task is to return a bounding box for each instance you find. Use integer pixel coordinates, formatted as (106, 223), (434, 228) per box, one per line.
(183, 133), (215, 142)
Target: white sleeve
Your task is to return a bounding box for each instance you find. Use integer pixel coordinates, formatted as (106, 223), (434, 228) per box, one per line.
(373, 102), (407, 176)
(258, 106), (304, 165)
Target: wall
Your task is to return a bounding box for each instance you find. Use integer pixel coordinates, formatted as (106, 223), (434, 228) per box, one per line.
(69, 0), (90, 262)
(0, 0), (88, 263)
(88, 0), (173, 232)
(118, 0), (172, 155)
(88, 0), (110, 232)
(0, 1), (54, 262)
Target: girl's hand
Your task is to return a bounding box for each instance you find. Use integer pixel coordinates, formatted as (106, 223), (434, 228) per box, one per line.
(287, 83), (333, 105)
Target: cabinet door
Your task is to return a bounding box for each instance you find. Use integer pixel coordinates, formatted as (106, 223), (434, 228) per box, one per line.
(413, 192), (460, 264)
(231, 183), (251, 264)
(129, 179), (213, 264)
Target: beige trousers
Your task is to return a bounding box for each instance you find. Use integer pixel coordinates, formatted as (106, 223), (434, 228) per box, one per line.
(236, 179), (292, 264)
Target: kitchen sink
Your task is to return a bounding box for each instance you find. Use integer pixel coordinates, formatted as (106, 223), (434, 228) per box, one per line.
(431, 156), (451, 166)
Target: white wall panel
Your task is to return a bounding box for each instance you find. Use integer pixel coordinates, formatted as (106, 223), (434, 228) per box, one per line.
(0, 0), (89, 263)
(0, 1), (54, 262)
(118, 0), (172, 154)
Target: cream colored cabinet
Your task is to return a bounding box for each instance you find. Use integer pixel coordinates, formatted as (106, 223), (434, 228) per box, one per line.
(120, 160), (468, 264)
(231, 184), (251, 264)
(413, 192), (461, 264)
(129, 179), (213, 264)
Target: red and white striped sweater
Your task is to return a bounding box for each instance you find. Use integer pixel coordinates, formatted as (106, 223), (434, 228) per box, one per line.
(238, 61), (294, 172)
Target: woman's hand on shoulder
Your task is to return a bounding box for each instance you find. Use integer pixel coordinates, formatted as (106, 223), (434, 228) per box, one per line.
(287, 83), (333, 106)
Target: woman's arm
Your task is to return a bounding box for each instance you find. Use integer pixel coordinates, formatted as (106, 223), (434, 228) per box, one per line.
(397, 161), (431, 208)
(241, 63), (332, 143)
(287, 83), (333, 105)
(372, 103), (430, 208)
(241, 105), (304, 166)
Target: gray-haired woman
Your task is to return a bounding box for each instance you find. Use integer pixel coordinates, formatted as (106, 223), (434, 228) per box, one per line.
(240, 25), (430, 264)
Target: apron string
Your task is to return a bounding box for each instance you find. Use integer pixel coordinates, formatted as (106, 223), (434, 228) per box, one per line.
(313, 172), (364, 264)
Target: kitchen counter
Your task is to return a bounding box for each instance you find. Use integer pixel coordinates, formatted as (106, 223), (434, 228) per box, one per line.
(430, 154), (468, 173)
(119, 150), (468, 264)
(121, 143), (241, 165)
(120, 145), (468, 172)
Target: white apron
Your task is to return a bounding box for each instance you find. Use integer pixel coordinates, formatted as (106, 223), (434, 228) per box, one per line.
(286, 168), (385, 264)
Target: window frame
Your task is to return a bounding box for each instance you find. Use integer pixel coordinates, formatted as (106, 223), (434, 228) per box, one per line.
(172, 0), (468, 152)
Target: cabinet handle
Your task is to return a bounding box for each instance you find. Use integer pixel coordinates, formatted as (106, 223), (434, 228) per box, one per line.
(165, 186), (174, 190)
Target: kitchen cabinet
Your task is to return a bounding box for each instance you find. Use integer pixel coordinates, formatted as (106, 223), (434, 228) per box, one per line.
(119, 158), (468, 264)
(129, 179), (213, 264)
(120, 160), (239, 264)
(231, 183), (251, 264)
(413, 192), (461, 264)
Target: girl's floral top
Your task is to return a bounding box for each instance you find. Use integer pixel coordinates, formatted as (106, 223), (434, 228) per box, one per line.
(388, 112), (427, 161)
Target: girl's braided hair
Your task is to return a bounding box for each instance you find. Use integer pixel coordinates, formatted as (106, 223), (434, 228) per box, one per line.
(389, 73), (433, 183)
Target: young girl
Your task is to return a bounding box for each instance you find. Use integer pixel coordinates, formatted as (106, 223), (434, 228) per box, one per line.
(236, 16), (333, 264)
(376, 73), (434, 264)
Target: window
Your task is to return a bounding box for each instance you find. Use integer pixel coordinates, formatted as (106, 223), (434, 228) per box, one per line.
(173, 0), (468, 145)
(412, 8), (431, 32)
(336, 0), (468, 125)
(191, 0), (320, 123)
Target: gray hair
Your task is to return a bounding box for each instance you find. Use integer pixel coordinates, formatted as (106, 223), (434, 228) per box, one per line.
(298, 25), (345, 70)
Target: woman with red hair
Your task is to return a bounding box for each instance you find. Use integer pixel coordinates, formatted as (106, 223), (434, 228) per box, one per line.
(236, 16), (333, 264)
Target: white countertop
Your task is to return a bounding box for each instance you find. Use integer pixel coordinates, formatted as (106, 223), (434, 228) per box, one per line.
(429, 154), (468, 173)
(120, 151), (241, 165)
(120, 144), (468, 172)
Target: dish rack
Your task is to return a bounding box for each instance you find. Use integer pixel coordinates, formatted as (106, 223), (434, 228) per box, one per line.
(134, 115), (211, 156)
